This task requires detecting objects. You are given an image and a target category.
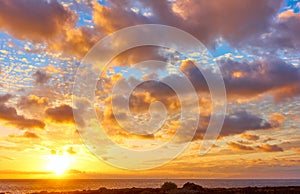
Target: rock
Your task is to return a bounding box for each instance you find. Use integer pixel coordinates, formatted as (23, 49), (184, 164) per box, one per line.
(182, 182), (203, 190)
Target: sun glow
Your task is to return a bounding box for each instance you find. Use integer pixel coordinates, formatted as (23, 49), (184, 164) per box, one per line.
(46, 155), (72, 176)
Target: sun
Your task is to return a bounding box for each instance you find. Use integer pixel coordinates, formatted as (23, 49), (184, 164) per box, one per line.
(46, 155), (72, 176)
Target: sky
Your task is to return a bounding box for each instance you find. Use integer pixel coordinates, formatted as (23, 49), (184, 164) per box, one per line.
(0, 0), (300, 179)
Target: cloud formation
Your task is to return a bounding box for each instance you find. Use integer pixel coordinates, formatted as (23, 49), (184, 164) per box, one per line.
(0, 0), (76, 41)
(228, 141), (254, 151)
(257, 144), (284, 152)
(0, 0), (285, 61)
(93, 0), (282, 45)
(193, 110), (272, 141)
(0, 94), (12, 104)
(256, 10), (300, 50)
(18, 95), (49, 109)
(45, 104), (74, 123)
(228, 142), (284, 152)
(181, 58), (300, 101)
(240, 134), (260, 141)
(0, 104), (45, 129)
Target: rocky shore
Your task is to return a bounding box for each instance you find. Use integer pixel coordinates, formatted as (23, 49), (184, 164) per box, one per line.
(31, 182), (300, 194)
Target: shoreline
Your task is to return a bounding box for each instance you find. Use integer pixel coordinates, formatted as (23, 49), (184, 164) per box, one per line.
(29, 182), (300, 194)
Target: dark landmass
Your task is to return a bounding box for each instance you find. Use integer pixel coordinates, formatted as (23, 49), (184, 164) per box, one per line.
(30, 182), (300, 194)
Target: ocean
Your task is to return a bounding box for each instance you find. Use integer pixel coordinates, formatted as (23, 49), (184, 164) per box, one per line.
(0, 179), (300, 194)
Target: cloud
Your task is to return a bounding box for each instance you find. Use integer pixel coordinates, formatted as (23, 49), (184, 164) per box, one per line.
(181, 58), (300, 101)
(0, 104), (45, 129)
(18, 95), (49, 108)
(92, 0), (149, 34)
(108, 46), (167, 68)
(47, 26), (98, 58)
(66, 169), (85, 174)
(193, 110), (272, 141)
(0, 0), (98, 58)
(0, 170), (51, 175)
(222, 111), (271, 136)
(257, 10), (300, 50)
(45, 104), (74, 123)
(222, 58), (300, 101)
(269, 113), (285, 128)
(66, 147), (76, 155)
(129, 81), (180, 113)
(240, 134), (260, 141)
(33, 70), (52, 85)
(9, 131), (40, 139)
(22, 131), (40, 138)
(257, 144), (284, 152)
(228, 142), (284, 153)
(93, 0), (282, 45)
(207, 111), (271, 137)
(0, 0), (284, 59)
(227, 142), (254, 151)
(0, 94), (12, 104)
(172, 0), (283, 45)
(0, 0), (76, 41)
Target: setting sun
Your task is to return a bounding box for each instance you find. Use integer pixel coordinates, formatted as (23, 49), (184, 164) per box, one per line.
(46, 155), (72, 176)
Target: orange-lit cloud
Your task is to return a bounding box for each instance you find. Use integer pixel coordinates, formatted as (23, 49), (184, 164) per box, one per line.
(240, 134), (260, 141)
(256, 144), (284, 152)
(18, 95), (49, 108)
(9, 131), (40, 139)
(0, 95), (45, 129)
(0, 0), (76, 41)
(227, 141), (254, 151)
(45, 104), (74, 124)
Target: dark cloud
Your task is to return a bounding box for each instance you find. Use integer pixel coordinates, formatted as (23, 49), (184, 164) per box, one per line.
(33, 70), (51, 85)
(0, 0), (97, 58)
(0, 104), (45, 129)
(0, 94), (12, 104)
(0, 0), (76, 41)
(255, 10), (300, 50)
(181, 58), (300, 101)
(172, 0), (283, 45)
(220, 111), (271, 136)
(45, 104), (74, 123)
(93, 0), (282, 45)
(220, 58), (300, 100)
(129, 80), (180, 113)
(257, 144), (284, 152)
(195, 110), (272, 139)
(0, 0), (284, 59)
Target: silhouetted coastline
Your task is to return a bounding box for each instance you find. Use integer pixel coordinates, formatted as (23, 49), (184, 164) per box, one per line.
(30, 182), (300, 194)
